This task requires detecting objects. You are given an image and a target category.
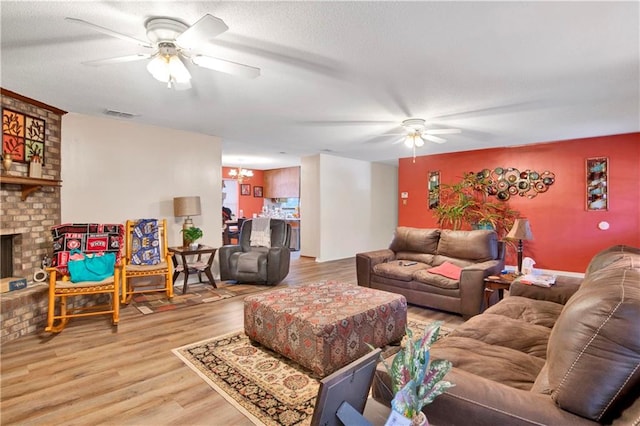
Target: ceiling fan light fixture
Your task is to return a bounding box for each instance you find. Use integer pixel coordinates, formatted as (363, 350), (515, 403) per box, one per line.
(404, 135), (415, 148)
(415, 137), (425, 147)
(147, 55), (171, 82)
(147, 51), (191, 88)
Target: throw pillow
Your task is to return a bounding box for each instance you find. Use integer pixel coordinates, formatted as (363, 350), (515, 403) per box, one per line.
(428, 261), (462, 280)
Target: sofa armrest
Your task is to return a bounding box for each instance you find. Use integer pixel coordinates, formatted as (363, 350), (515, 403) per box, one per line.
(510, 275), (582, 305)
(218, 245), (241, 281)
(458, 259), (504, 318)
(372, 365), (597, 426)
(356, 249), (396, 288)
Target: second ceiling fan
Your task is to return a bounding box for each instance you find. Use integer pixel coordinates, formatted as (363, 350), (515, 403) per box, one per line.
(67, 13), (260, 89)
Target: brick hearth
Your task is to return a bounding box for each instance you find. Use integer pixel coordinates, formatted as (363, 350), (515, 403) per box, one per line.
(1, 89), (65, 343)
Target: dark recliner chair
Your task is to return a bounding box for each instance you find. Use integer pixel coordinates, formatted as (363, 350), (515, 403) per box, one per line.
(219, 219), (291, 285)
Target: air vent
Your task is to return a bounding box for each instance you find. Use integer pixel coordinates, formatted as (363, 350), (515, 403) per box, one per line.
(103, 109), (138, 119)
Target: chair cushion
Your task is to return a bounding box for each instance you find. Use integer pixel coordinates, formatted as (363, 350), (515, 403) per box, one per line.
(237, 251), (267, 273)
(51, 223), (124, 275)
(125, 261), (169, 272)
(130, 219), (161, 265)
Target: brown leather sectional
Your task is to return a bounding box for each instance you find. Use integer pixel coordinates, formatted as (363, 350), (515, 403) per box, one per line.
(356, 227), (505, 319)
(373, 245), (640, 425)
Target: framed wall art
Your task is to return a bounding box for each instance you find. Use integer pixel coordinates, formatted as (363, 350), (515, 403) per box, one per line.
(2, 108), (46, 163)
(241, 184), (251, 196)
(428, 171), (440, 209)
(253, 186), (263, 198)
(586, 157), (608, 211)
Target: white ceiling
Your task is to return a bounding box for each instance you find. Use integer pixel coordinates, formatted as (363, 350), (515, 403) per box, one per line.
(2, 1), (638, 170)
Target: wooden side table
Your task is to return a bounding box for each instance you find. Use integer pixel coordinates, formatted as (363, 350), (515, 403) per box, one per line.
(168, 245), (217, 294)
(483, 273), (517, 310)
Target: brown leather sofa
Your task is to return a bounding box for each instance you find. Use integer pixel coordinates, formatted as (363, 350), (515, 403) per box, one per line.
(356, 228), (504, 319)
(373, 245), (640, 425)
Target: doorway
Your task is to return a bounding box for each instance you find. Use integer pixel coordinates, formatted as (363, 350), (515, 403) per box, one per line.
(222, 179), (239, 219)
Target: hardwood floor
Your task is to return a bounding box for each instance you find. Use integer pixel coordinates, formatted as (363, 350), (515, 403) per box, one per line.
(0, 256), (464, 425)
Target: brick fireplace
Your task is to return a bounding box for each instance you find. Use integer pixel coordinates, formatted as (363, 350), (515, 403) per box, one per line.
(1, 88), (65, 343)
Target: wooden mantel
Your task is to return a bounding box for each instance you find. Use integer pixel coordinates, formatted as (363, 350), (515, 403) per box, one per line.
(0, 175), (62, 200)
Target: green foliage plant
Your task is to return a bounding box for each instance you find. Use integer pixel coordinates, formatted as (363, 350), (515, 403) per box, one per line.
(433, 171), (519, 239)
(181, 227), (203, 244)
(381, 321), (454, 421)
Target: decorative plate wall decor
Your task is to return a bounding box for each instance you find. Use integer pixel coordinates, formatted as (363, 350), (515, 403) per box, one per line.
(478, 167), (555, 200)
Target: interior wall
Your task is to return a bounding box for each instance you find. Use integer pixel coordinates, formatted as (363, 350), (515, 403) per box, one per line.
(301, 154), (398, 262)
(62, 113), (222, 248)
(398, 132), (640, 272)
(300, 155), (320, 258)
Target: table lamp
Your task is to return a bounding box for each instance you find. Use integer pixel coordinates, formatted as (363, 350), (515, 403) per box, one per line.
(173, 196), (201, 247)
(505, 218), (534, 275)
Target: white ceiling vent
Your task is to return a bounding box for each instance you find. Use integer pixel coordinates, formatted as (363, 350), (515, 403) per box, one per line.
(103, 109), (138, 119)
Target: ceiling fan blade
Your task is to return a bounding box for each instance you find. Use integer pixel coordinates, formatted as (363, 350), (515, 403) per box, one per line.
(65, 17), (153, 48)
(192, 55), (260, 79)
(423, 128), (461, 135)
(176, 14), (228, 50)
(82, 53), (152, 66)
(422, 134), (447, 144)
(392, 137), (407, 145)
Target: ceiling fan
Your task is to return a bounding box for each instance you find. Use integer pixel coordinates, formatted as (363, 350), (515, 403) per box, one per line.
(66, 14), (260, 89)
(397, 118), (461, 147)
(383, 118), (461, 160)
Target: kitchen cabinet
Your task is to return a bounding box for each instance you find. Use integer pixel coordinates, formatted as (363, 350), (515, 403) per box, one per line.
(264, 166), (300, 198)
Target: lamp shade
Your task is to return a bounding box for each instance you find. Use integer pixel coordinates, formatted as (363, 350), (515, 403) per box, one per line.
(506, 218), (533, 241)
(173, 196), (201, 217)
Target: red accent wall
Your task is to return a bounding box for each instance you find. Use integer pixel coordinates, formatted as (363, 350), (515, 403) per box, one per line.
(398, 133), (640, 273)
(222, 167), (265, 218)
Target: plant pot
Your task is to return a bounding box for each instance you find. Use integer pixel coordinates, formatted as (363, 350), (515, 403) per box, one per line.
(189, 242), (199, 250)
(412, 411), (428, 426)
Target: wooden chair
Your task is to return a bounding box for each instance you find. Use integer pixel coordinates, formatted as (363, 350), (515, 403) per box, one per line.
(46, 223), (124, 333)
(121, 219), (173, 303)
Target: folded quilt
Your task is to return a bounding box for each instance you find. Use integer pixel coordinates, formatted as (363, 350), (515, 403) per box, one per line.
(250, 217), (271, 247)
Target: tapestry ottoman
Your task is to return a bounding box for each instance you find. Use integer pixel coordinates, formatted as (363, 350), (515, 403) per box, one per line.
(244, 281), (407, 377)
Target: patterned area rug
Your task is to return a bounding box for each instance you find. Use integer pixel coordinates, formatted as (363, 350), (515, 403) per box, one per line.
(172, 319), (451, 426)
(132, 281), (271, 314)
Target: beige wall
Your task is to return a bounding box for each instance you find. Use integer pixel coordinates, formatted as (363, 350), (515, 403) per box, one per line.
(301, 153), (397, 262)
(61, 113), (222, 248)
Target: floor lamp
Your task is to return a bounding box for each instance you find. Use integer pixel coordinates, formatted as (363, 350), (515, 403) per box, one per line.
(506, 218), (534, 275)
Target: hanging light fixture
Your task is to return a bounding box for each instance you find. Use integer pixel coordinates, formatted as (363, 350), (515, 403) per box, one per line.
(146, 42), (191, 89)
(228, 168), (254, 183)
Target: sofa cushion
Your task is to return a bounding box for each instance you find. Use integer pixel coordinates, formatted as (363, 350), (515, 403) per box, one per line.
(412, 269), (460, 290)
(546, 265), (640, 423)
(484, 296), (565, 329)
(437, 229), (498, 262)
(373, 260), (428, 282)
(449, 313), (551, 359)
(431, 336), (545, 390)
(395, 251), (435, 265)
(389, 227), (440, 254)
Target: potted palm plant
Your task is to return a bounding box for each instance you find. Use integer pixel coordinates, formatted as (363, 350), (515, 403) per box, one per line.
(381, 321), (454, 426)
(433, 172), (519, 239)
(181, 227), (203, 250)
